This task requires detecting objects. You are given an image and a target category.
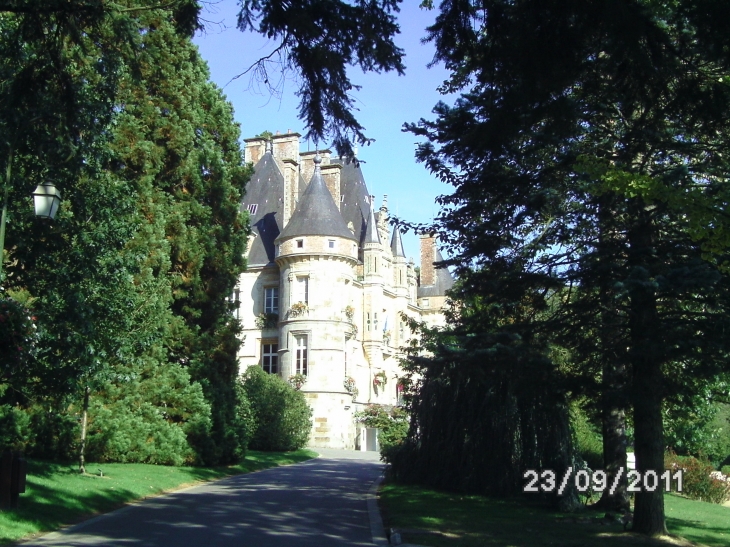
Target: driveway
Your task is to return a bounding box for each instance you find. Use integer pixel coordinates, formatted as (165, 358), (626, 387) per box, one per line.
(21, 449), (387, 547)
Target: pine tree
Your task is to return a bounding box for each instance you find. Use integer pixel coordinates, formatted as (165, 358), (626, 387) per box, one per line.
(407, 1), (730, 534)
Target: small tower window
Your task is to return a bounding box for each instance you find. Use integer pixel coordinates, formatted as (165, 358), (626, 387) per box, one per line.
(295, 335), (308, 376)
(328, 239), (335, 249)
(296, 239), (304, 248)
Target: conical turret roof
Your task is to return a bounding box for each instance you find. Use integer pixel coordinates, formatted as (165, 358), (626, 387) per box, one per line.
(276, 155), (356, 242)
(363, 197), (381, 244)
(390, 224), (406, 257)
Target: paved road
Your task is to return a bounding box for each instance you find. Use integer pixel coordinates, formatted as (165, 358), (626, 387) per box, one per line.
(21, 449), (387, 547)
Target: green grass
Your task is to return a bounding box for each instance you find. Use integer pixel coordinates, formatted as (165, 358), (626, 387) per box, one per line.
(0, 449), (317, 545)
(379, 483), (730, 547)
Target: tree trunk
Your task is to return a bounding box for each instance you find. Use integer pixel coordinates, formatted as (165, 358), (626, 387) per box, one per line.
(627, 200), (667, 536)
(78, 385), (90, 474)
(595, 193), (630, 513)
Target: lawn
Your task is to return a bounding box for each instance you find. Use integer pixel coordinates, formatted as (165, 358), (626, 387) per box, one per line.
(0, 449), (317, 545)
(379, 483), (730, 547)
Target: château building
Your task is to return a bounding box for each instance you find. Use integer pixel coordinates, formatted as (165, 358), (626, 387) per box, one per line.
(235, 132), (453, 450)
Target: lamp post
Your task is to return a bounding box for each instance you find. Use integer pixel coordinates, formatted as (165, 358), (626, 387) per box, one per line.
(0, 179), (61, 284)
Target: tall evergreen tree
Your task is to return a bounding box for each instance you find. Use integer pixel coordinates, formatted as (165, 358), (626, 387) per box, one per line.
(407, 0), (730, 534)
(104, 6), (251, 465)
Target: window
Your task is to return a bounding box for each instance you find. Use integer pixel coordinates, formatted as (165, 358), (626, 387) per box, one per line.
(296, 239), (304, 248)
(422, 298), (430, 308)
(367, 312), (371, 331)
(328, 239), (335, 249)
(295, 276), (309, 304)
(341, 195), (345, 203)
(295, 335), (308, 375)
(264, 287), (279, 314)
(373, 312), (378, 331)
(246, 203), (258, 215)
(262, 343), (278, 374)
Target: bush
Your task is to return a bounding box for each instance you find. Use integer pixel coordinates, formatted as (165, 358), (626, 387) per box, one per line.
(239, 366), (312, 451)
(0, 405), (31, 452)
(85, 359), (212, 466)
(354, 404), (409, 459)
(26, 403), (79, 460)
(665, 452), (730, 504)
(570, 403), (603, 471)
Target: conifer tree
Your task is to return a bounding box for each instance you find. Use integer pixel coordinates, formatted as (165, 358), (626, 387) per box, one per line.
(407, 1), (730, 534)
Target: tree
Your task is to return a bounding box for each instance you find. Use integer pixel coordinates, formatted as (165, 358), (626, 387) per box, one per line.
(406, 0), (730, 535)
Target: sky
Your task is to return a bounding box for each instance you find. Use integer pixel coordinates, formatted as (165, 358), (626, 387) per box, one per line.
(192, 1), (453, 261)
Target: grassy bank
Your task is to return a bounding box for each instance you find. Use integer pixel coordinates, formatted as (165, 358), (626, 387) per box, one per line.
(379, 483), (730, 547)
(0, 449), (317, 545)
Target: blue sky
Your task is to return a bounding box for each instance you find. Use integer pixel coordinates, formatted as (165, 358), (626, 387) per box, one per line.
(193, 1), (452, 261)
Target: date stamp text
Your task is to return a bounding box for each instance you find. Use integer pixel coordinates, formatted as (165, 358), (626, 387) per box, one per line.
(523, 467), (684, 495)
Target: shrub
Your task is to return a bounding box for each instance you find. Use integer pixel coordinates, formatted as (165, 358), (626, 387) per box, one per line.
(665, 452), (730, 504)
(0, 405), (31, 452)
(26, 403), (79, 460)
(355, 404), (409, 459)
(721, 465), (730, 477)
(570, 403), (603, 471)
(239, 366), (312, 451)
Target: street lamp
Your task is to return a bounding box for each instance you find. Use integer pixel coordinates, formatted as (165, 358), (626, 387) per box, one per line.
(0, 180), (61, 283)
(32, 183), (62, 220)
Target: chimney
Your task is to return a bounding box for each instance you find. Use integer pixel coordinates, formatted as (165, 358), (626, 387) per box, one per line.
(243, 137), (266, 164)
(419, 234), (436, 286)
(271, 131), (301, 162)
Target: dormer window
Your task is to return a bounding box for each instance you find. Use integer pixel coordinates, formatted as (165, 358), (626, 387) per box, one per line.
(341, 195), (345, 203)
(296, 239), (304, 248)
(246, 203), (258, 215)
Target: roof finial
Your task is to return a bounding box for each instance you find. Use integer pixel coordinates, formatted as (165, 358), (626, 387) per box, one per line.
(314, 151), (322, 175)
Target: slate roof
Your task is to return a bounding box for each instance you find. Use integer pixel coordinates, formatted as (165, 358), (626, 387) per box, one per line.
(333, 158), (370, 246)
(276, 156), (356, 242)
(417, 247), (455, 298)
(363, 199), (381, 244)
(240, 152), (284, 266)
(390, 224), (406, 257)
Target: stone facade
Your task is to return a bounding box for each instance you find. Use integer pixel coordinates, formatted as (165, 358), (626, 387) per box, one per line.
(235, 132), (453, 449)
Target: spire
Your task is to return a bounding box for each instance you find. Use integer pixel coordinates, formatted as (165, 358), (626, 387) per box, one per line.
(275, 153), (355, 242)
(364, 195), (381, 244)
(390, 223), (406, 257)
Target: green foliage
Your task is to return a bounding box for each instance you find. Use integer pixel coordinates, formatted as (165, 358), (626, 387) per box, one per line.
(390, 312), (578, 505)
(665, 452), (730, 504)
(238, 0), (405, 157)
(405, 0), (730, 533)
(84, 358), (212, 466)
(664, 398), (730, 465)
(25, 402), (78, 461)
(239, 366), (312, 452)
(570, 404), (603, 472)
(0, 404), (30, 452)
(354, 404), (408, 455)
(0, 297), (36, 383)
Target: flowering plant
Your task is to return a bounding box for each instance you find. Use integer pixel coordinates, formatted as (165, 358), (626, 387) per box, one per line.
(289, 373), (307, 390)
(289, 301), (308, 318)
(343, 376), (356, 392)
(382, 330), (391, 344)
(344, 305), (355, 321)
(373, 370), (388, 387)
(255, 312), (279, 329)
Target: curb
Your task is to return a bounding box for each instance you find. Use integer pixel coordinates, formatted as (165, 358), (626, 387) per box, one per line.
(367, 473), (427, 547)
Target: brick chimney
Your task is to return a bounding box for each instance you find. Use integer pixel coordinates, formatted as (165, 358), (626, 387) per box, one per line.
(419, 234), (436, 286)
(243, 137), (266, 164)
(271, 132), (301, 162)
